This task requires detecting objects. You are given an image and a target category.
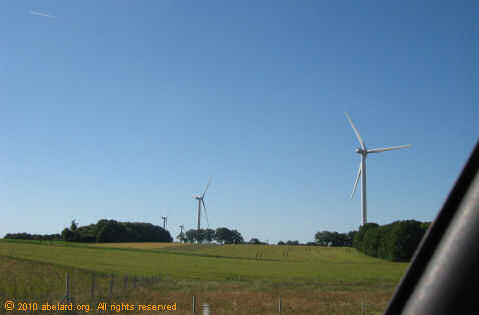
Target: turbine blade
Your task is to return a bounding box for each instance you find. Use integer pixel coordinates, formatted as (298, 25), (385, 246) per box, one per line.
(202, 199), (209, 228)
(344, 111), (366, 150)
(350, 162), (362, 200)
(367, 144), (412, 154)
(202, 176), (213, 198)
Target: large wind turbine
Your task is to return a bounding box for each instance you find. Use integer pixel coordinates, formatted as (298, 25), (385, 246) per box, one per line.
(192, 176), (212, 231)
(345, 112), (411, 226)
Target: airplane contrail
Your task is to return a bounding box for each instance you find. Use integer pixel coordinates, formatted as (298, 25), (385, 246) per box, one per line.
(29, 11), (65, 19)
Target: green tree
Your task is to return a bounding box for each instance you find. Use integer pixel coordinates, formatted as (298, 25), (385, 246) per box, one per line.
(176, 231), (186, 243)
(353, 223), (379, 251)
(205, 229), (215, 243)
(231, 229), (244, 244)
(196, 229), (206, 243)
(214, 227), (232, 244)
(362, 226), (383, 257)
(379, 220), (426, 261)
(346, 231), (357, 247)
(315, 231), (330, 246)
(96, 220), (128, 242)
(185, 229), (198, 243)
(354, 220), (429, 262)
(249, 238), (262, 244)
(61, 219), (172, 243)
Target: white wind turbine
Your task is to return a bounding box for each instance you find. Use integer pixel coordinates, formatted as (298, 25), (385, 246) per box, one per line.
(345, 112), (411, 226)
(192, 176), (212, 231)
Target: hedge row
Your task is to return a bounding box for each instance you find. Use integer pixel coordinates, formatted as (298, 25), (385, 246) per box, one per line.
(353, 220), (430, 262)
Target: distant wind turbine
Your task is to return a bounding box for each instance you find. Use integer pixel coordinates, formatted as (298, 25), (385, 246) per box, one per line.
(345, 112), (411, 226)
(192, 176), (212, 231)
(161, 213), (170, 230)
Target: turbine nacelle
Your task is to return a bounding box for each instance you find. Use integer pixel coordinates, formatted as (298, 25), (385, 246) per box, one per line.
(356, 148), (367, 154)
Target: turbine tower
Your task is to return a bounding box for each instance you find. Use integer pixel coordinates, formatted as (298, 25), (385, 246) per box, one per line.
(179, 225), (185, 242)
(345, 112), (411, 226)
(192, 176), (212, 231)
(161, 214), (169, 230)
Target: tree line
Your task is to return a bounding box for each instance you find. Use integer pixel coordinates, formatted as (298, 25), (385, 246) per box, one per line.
(61, 219), (173, 243)
(3, 233), (62, 241)
(353, 220), (430, 262)
(314, 230), (357, 247)
(177, 228), (244, 244)
(3, 218), (430, 261)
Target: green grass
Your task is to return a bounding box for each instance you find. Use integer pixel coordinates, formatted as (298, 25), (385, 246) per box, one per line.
(0, 240), (407, 314)
(0, 254), (396, 314)
(0, 240), (407, 282)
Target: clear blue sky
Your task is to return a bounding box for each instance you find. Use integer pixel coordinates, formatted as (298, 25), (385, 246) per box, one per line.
(1, 1), (477, 244)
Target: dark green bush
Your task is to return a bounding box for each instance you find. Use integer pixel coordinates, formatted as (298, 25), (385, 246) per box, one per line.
(354, 220), (430, 262)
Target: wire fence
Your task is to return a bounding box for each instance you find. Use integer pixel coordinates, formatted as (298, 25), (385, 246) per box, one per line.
(0, 271), (391, 314)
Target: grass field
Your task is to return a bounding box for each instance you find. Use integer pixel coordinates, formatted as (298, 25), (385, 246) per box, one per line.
(0, 240), (407, 314)
(0, 240), (407, 282)
(89, 242), (189, 250)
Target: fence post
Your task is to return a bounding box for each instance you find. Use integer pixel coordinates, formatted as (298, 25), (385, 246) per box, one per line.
(362, 300), (365, 315)
(201, 304), (210, 315)
(91, 273), (95, 299)
(109, 274), (114, 297)
(64, 272), (70, 315)
(65, 272), (70, 302)
(192, 296), (196, 314)
(13, 276), (17, 297)
(123, 275), (128, 295)
(133, 276), (137, 289)
(278, 298), (282, 315)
